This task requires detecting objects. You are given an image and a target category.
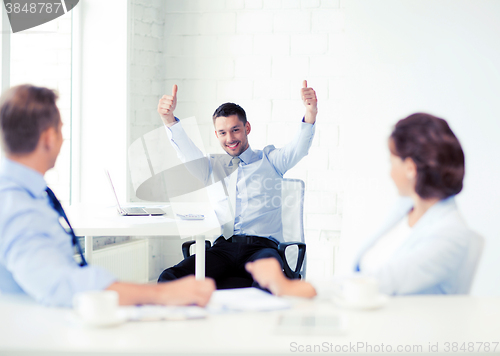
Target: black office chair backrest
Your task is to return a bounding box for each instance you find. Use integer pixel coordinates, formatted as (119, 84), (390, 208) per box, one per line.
(281, 178), (306, 278)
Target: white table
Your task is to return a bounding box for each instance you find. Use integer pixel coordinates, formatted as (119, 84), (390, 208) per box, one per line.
(1, 294), (499, 355)
(66, 202), (221, 280)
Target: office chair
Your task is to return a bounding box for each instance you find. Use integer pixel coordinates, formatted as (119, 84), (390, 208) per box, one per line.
(181, 178), (307, 289)
(455, 232), (484, 294)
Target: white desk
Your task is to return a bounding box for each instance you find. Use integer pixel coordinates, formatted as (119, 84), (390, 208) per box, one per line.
(1, 294), (499, 355)
(66, 202), (221, 280)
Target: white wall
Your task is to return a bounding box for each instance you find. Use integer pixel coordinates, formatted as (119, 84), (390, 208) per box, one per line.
(78, 0), (129, 204)
(337, 0), (500, 295)
(129, 0), (165, 146)
(128, 0), (166, 201)
(9, 15), (73, 203)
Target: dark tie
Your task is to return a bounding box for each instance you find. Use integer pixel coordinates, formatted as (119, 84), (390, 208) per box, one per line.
(45, 187), (87, 267)
(222, 157), (241, 239)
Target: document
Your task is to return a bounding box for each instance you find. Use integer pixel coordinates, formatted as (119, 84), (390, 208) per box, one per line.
(207, 287), (291, 313)
(121, 305), (207, 321)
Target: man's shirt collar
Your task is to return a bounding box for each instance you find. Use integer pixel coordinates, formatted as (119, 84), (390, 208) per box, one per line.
(229, 145), (256, 166)
(0, 158), (47, 198)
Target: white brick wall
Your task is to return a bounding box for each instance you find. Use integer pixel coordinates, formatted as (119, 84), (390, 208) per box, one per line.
(129, 0), (346, 279)
(237, 12), (274, 33)
(129, 0), (165, 148)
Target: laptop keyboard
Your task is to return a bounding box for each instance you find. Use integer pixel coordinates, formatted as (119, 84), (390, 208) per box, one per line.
(124, 207), (146, 213)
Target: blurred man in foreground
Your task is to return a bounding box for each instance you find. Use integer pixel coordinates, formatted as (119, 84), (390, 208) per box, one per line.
(0, 84), (214, 307)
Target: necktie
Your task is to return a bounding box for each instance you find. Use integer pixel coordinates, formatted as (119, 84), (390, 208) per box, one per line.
(222, 157), (240, 239)
(45, 187), (87, 267)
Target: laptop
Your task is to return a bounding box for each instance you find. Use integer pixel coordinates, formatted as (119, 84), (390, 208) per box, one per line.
(105, 170), (166, 216)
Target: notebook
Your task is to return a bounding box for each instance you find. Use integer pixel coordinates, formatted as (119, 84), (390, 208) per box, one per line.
(104, 170), (166, 216)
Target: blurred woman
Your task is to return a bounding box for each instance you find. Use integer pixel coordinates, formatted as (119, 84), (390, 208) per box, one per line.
(246, 113), (481, 297)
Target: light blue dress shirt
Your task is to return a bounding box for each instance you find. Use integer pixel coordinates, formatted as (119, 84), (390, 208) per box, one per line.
(0, 159), (116, 307)
(166, 119), (315, 243)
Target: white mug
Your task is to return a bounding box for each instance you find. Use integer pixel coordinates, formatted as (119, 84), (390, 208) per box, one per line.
(337, 276), (379, 305)
(73, 290), (119, 326)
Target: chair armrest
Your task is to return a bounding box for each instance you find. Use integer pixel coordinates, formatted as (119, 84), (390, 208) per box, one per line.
(181, 240), (212, 259)
(278, 242), (306, 280)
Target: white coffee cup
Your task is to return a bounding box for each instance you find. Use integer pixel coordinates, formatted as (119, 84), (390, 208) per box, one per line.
(338, 276), (379, 305)
(73, 290), (119, 326)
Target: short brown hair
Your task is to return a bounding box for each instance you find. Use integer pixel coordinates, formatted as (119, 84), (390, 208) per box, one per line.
(0, 84), (60, 154)
(212, 102), (247, 125)
(390, 113), (465, 199)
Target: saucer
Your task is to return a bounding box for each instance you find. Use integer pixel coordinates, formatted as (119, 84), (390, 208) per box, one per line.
(332, 294), (388, 310)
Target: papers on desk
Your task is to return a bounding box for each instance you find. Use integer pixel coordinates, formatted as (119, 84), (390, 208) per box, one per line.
(120, 305), (207, 321)
(207, 287), (291, 313)
(75, 288), (289, 326)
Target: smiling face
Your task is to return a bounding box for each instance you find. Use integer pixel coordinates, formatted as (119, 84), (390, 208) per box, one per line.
(214, 114), (251, 157)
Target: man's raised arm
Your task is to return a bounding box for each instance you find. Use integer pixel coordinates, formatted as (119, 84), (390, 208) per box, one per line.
(268, 80), (317, 175)
(157, 85), (211, 186)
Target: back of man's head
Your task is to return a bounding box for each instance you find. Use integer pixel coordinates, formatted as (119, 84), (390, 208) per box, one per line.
(0, 84), (60, 155)
(212, 102), (247, 125)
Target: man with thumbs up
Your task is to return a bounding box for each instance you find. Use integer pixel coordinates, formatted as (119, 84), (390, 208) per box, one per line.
(156, 81), (317, 289)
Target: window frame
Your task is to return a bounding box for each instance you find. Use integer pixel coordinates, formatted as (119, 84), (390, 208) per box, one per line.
(0, 6), (80, 203)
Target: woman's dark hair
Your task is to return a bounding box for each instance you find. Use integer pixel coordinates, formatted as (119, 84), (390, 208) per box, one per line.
(212, 102), (247, 125)
(390, 113), (465, 199)
(0, 84), (60, 154)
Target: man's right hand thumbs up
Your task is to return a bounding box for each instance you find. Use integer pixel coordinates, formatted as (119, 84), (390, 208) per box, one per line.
(157, 84), (178, 126)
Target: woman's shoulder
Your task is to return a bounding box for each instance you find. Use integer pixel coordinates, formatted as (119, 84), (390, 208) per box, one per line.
(419, 197), (477, 244)
(429, 197), (467, 227)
